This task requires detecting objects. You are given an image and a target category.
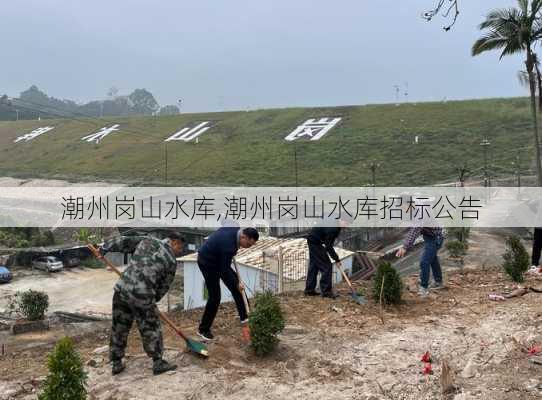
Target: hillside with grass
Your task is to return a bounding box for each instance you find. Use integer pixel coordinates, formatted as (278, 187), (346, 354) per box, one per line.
(0, 97), (535, 186)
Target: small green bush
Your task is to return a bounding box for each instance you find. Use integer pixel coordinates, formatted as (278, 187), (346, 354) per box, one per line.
(0, 228), (53, 248)
(38, 337), (87, 400)
(502, 235), (530, 283)
(446, 240), (468, 258)
(80, 257), (103, 269)
(11, 290), (49, 321)
(372, 262), (403, 305)
(73, 228), (101, 244)
(32, 231), (56, 247)
(249, 291), (285, 357)
(447, 227), (470, 244)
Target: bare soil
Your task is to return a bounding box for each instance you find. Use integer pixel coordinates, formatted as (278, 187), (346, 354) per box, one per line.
(2, 229), (542, 400)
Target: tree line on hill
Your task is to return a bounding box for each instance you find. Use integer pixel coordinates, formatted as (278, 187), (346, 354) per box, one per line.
(0, 85), (180, 121)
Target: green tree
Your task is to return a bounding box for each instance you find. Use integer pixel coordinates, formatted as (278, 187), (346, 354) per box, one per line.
(502, 235), (530, 282)
(20, 85), (50, 106)
(446, 240), (468, 258)
(128, 88), (159, 115)
(447, 227), (470, 246)
(472, 0), (542, 186)
(10, 290), (49, 321)
(518, 52), (542, 111)
(249, 292), (285, 356)
(73, 228), (92, 243)
(39, 337), (87, 400)
(372, 262), (403, 305)
(159, 105), (180, 116)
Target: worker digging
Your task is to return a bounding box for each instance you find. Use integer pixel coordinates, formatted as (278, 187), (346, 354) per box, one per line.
(97, 232), (186, 376)
(196, 225), (259, 342)
(304, 218), (350, 299)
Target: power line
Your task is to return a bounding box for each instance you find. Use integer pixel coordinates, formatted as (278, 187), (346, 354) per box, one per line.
(7, 98), (153, 140)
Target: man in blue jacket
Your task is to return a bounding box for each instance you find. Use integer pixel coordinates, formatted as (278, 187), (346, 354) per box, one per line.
(197, 226), (259, 341)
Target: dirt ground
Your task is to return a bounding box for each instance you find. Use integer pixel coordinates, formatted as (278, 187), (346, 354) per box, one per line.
(0, 265), (183, 318)
(0, 267), (117, 315)
(2, 229), (542, 400)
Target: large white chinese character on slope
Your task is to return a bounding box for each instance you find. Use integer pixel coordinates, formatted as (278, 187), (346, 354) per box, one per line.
(81, 124), (120, 143)
(165, 122), (211, 142)
(14, 126), (55, 143)
(284, 117), (342, 142)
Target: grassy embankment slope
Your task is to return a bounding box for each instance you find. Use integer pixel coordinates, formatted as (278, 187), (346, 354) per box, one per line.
(0, 97), (534, 186)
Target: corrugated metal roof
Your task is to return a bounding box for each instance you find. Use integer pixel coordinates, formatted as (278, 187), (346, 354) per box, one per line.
(0, 243), (89, 253)
(178, 236), (353, 280)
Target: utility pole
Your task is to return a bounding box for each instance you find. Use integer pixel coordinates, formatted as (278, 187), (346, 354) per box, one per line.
(369, 162), (380, 187)
(457, 164), (468, 187)
(164, 142), (168, 185)
(293, 142), (300, 233)
(394, 85), (400, 104)
(294, 142), (299, 188)
(512, 151), (521, 188)
(370, 162), (379, 201)
(15, 109), (19, 121)
(480, 138), (491, 187)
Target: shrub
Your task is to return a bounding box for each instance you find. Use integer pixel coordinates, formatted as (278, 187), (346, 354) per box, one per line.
(10, 290), (49, 321)
(372, 262), (403, 305)
(38, 337), (87, 400)
(0, 228), (50, 248)
(447, 227), (470, 244)
(15, 239), (30, 248)
(446, 240), (468, 258)
(249, 291), (285, 357)
(32, 231), (56, 247)
(73, 228), (101, 244)
(80, 257), (103, 269)
(502, 235), (530, 283)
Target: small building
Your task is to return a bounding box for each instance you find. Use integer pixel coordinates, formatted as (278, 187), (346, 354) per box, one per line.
(179, 237), (354, 310)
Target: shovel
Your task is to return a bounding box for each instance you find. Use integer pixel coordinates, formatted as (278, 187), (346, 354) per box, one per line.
(232, 257), (251, 343)
(336, 261), (366, 305)
(232, 257), (250, 313)
(87, 244), (208, 358)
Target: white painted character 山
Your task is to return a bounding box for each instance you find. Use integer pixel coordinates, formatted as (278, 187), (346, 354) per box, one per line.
(165, 122), (212, 142)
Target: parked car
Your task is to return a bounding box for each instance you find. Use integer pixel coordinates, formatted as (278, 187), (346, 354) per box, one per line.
(62, 256), (80, 268)
(0, 266), (12, 283)
(32, 256), (63, 272)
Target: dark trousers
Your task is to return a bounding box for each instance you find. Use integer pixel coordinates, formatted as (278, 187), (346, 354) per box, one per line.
(305, 241), (333, 294)
(419, 235), (444, 289)
(533, 228), (542, 266)
(110, 291), (163, 362)
(198, 260), (248, 332)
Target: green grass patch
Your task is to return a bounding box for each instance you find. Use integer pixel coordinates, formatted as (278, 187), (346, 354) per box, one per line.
(0, 97), (535, 186)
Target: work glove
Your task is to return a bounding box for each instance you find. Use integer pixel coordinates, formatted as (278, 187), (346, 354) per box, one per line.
(98, 245), (109, 258)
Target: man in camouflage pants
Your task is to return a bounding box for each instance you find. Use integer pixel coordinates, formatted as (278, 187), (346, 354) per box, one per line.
(99, 232), (185, 376)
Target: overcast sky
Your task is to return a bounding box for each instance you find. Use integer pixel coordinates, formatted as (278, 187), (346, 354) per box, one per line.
(0, 0), (525, 112)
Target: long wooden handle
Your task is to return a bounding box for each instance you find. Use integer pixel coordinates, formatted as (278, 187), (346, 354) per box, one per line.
(233, 258), (250, 314)
(336, 262), (355, 292)
(87, 244), (188, 341)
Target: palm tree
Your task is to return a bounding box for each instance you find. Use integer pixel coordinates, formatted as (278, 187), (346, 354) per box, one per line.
(518, 52), (542, 111)
(472, 0), (542, 186)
